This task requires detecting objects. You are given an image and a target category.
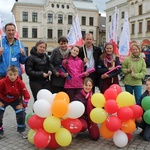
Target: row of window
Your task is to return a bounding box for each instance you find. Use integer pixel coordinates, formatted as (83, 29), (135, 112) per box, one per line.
(23, 12), (94, 26)
(22, 28), (94, 39)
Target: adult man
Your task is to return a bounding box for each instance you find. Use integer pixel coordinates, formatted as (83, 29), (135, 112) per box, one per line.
(78, 33), (102, 92)
(0, 23), (27, 79)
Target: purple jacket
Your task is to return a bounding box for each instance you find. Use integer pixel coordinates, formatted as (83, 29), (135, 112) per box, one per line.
(62, 56), (84, 88)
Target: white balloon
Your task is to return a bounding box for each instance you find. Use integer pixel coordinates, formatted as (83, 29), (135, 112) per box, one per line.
(33, 99), (52, 118)
(63, 101), (85, 119)
(50, 93), (57, 105)
(36, 89), (53, 103)
(113, 130), (128, 148)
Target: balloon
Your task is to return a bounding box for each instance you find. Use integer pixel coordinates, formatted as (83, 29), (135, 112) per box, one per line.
(99, 121), (114, 139)
(91, 93), (106, 108)
(51, 100), (68, 118)
(61, 118), (82, 134)
(34, 129), (51, 148)
(33, 99), (51, 118)
(37, 89), (53, 103)
(113, 130), (128, 148)
(26, 112), (34, 123)
(117, 106), (133, 121)
(27, 129), (37, 144)
(130, 105), (143, 119)
(43, 116), (61, 133)
(28, 114), (45, 130)
(141, 96), (150, 111)
(116, 92), (135, 107)
(55, 128), (72, 146)
(63, 101), (85, 119)
(48, 133), (60, 149)
(106, 116), (121, 132)
(110, 84), (122, 95)
(104, 100), (118, 114)
(54, 92), (70, 104)
(90, 108), (108, 124)
(104, 88), (118, 101)
(126, 133), (132, 141)
(143, 110), (150, 124)
(50, 93), (57, 104)
(121, 119), (136, 133)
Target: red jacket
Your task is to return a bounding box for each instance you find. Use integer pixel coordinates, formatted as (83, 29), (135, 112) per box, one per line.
(0, 76), (30, 103)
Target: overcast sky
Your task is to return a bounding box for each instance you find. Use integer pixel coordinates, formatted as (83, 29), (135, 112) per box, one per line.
(0, 0), (109, 23)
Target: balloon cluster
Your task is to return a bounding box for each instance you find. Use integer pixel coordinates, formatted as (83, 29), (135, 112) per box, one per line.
(27, 90), (85, 149)
(142, 96), (150, 124)
(90, 84), (143, 148)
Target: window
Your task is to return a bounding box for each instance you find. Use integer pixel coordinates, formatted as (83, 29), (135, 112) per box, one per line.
(139, 5), (142, 15)
(58, 30), (63, 38)
(82, 16), (86, 25)
(81, 31), (86, 38)
(139, 22), (142, 33)
(48, 14), (53, 23)
(68, 15), (72, 24)
(58, 14), (63, 24)
(89, 31), (93, 35)
(32, 12), (37, 22)
(62, 5), (64, 9)
(121, 12), (124, 19)
(22, 12), (28, 22)
(51, 4), (54, 7)
(89, 17), (94, 26)
(57, 4), (59, 8)
(131, 24), (135, 34)
(109, 16), (111, 22)
(147, 20), (150, 32)
(67, 5), (69, 9)
(32, 28), (37, 38)
(22, 28), (28, 38)
(47, 29), (53, 39)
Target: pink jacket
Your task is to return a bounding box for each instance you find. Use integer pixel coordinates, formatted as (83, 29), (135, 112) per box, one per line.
(62, 56), (84, 88)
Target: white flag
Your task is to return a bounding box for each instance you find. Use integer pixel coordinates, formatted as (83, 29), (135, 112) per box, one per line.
(119, 11), (130, 56)
(12, 14), (19, 39)
(67, 15), (83, 47)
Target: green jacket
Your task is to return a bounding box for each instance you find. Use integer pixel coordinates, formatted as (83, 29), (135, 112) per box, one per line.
(122, 55), (146, 86)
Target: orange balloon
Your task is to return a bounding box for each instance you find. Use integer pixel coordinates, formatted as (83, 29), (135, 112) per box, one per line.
(51, 100), (68, 118)
(54, 92), (70, 104)
(121, 119), (136, 133)
(99, 121), (114, 139)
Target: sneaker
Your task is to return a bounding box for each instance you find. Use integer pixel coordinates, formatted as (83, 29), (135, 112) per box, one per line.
(19, 132), (27, 139)
(72, 133), (78, 138)
(0, 133), (4, 139)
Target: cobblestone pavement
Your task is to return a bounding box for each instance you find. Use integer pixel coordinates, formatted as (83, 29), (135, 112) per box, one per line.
(0, 68), (150, 150)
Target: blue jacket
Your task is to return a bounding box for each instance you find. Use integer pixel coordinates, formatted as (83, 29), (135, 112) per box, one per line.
(0, 37), (27, 76)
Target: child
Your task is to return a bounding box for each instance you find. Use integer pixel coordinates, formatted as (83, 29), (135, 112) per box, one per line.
(97, 42), (121, 93)
(74, 77), (99, 140)
(0, 65), (30, 139)
(62, 46), (88, 101)
(136, 77), (150, 141)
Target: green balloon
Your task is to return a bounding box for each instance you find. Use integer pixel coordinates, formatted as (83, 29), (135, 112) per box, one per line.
(143, 110), (150, 125)
(141, 96), (150, 111)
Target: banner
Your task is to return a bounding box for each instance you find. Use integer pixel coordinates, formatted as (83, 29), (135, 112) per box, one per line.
(66, 15), (83, 48)
(119, 11), (130, 62)
(0, 14), (5, 46)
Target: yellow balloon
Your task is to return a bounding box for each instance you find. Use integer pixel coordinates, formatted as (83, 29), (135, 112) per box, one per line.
(43, 116), (61, 133)
(91, 93), (106, 108)
(116, 92), (136, 107)
(90, 108), (108, 124)
(27, 129), (37, 144)
(55, 128), (72, 146)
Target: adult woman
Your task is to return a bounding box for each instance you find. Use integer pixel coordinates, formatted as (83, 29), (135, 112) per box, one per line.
(122, 43), (146, 103)
(25, 40), (52, 102)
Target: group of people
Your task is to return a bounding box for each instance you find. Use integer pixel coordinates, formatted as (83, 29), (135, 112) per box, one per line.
(0, 22), (149, 141)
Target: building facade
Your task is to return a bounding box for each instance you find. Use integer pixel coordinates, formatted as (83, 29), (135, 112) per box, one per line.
(12, 0), (100, 55)
(105, 0), (150, 47)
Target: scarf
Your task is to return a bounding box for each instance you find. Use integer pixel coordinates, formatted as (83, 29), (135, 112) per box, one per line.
(59, 48), (70, 58)
(104, 54), (115, 68)
(81, 89), (93, 123)
(130, 53), (141, 62)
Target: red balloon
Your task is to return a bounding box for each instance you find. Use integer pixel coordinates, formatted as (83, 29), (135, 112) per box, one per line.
(126, 133), (132, 141)
(110, 84), (122, 95)
(28, 114), (45, 130)
(117, 107), (133, 121)
(48, 133), (60, 149)
(104, 100), (119, 114)
(106, 116), (121, 132)
(34, 129), (51, 148)
(104, 88), (118, 101)
(130, 105), (143, 119)
(61, 118), (82, 134)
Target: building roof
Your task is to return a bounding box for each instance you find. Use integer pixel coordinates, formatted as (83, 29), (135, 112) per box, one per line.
(15, 0), (45, 4)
